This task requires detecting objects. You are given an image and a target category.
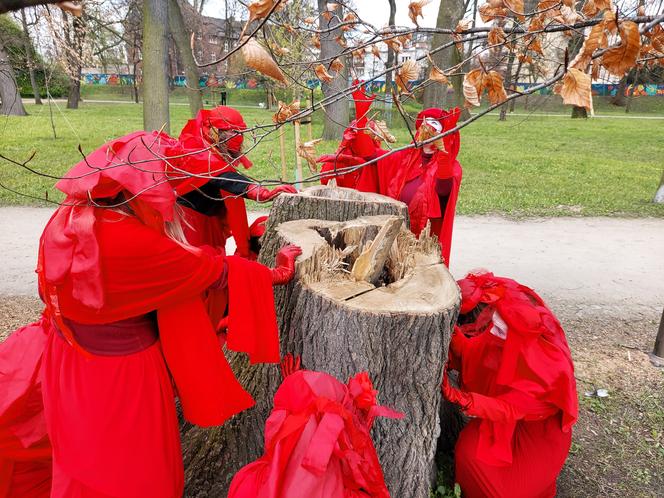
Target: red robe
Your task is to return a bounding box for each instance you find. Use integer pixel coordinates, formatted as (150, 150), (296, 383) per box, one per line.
(229, 370), (403, 498)
(448, 273), (578, 498)
(0, 208), (279, 497)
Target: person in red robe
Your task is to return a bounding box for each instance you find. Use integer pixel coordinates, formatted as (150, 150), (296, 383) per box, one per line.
(228, 357), (403, 498)
(317, 85), (462, 265)
(443, 271), (578, 498)
(0, 131), (301, 498)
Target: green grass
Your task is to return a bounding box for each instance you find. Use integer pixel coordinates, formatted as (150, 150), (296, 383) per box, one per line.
(0, 100), (663, 217)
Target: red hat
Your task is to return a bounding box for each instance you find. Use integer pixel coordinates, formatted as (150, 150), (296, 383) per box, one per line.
(415, 107), (462, 159)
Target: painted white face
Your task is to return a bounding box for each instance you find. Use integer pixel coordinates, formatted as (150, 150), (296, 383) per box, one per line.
(423, 117), (442, 134)
(490, 311), (508, 340)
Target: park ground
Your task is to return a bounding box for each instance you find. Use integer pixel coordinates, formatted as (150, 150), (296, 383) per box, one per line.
(1, 94), (663, 496)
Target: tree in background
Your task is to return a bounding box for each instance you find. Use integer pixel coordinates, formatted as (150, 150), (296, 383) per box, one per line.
(0, 14), (27, 115)
(142, 0), (170, 132)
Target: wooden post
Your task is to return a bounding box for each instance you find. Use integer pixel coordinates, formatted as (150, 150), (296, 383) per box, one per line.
(278, 125), (287, 182)
(307, 95), (314, 140)
(650, 307), (664, 368)
(293, 119), (303, 190)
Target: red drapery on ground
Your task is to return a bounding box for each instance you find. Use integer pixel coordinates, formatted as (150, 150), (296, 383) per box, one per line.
(229, 370), (403, 498)
(445, 272), (578, 498)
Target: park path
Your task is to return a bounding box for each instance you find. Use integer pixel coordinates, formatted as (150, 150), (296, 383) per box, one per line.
(1, 207), (662, 314)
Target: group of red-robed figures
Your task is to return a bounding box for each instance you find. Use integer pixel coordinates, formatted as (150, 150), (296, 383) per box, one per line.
(0, 92), (577, 498)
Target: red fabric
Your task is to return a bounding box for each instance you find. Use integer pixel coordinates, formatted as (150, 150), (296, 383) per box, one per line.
(228, 370), (403, 498)
(444, 272), (578, 497)
(168, 107), (252, 196)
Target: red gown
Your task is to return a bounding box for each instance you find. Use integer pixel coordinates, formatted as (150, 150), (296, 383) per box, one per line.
(446, 273), (578, 498)
(229, 370), (403, 498)
(0, 131), (281, 497)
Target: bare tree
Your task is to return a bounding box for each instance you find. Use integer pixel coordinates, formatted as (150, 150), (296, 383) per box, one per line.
(61, 9), (85, 109)
(142, 0), (170, 132)
(168, 0), (202, 115)
(19, 8), (41, 104)
(0, 30), (26, 115)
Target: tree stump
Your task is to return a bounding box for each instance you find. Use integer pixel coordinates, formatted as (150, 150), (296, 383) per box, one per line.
(181, 187), (459, 498)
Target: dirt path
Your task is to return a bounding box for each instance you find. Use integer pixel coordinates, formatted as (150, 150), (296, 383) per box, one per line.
(3, 207), (663, 314)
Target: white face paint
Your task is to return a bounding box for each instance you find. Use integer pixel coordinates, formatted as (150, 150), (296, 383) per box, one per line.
(490, 311), (508, 340)
(423, 117), (442, 133)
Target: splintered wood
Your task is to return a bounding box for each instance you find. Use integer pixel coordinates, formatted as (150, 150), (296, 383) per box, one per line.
(350, 217), (403, 285)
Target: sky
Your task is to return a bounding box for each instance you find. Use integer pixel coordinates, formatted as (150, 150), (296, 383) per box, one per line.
(203, 0), (443, 28)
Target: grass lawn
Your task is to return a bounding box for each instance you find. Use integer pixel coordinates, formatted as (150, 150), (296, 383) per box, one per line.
(0, 100), (662, 217)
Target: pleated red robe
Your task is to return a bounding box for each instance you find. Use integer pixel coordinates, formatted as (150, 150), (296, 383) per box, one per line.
(0, 208), (280, 498)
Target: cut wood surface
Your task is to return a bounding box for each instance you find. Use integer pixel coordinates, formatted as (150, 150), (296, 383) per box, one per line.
(181, 188), (458, 498)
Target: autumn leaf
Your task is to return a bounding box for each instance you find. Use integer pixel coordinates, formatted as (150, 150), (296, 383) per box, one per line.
(269, 43), (290, 57)
(385, 38), (403, 53)
(570, 21), (608, 70)
(272, 100), (300, 123)
(371, 45), (382, 58)
(369, 120), (397, 143)
(601, 21), (642, 76)
(454, 19), (473, 51)
(303, 16), (317, 25)
(488, 26), (506, 46)
(330, 58), (344, 73)
(396, 59), (420, 94)
(463, 68), (483, 107)
(645, 24), (664, 54)
(315, 64), (334, 83)
(312, 34), (321, 49)
(241, 0), (286, 38)
(557, 68), (592, 110)
(504, 0), (526, 20)
(594, 0), (612, 10)
(484, 71), (508, 105)
(408, 0), (432, 26)
(429, 66), (450, 85)
(241, 37), (287, 84)
(352, 48), (366, 61)
(297, 139), (323, 172)
(581, 0), (598, 17)
(335, 35), (348, 48)
(342, 12), (358, 32)
(416, 120), (446, 151)
(479, 3), (508, 22)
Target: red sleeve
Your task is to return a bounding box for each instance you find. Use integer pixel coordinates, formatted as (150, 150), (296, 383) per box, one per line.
(158, 297), (255, 427)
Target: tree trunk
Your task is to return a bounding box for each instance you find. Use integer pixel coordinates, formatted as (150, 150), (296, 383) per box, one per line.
(142, 0), (170, 133)
(571, 106), (588, 118)
(318, 0), (348, 140)
(181, 187), (459, 497)
(610, 75), (628, 107)
(0, 42), (27, 116)
(422, 0), (465, 110)
(168, 0), (202, 116)
(384, 0), (396, 92)
(654, 169), (664, 204)
(64, 14), (84, 109)
(20, 9), (41, 105)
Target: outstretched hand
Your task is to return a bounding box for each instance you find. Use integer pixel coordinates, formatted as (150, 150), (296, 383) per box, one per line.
(245, 184), (297, 202)
(271, 245), (302, 285)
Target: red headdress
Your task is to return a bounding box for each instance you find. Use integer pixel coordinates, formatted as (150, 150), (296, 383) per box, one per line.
(168, 107), (252, 195)
(415, 107), (462, 160)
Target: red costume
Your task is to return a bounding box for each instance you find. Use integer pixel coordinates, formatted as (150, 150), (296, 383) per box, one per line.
(229, 364), (403, 498)
(443, 272), (578, 498)
(168, 106), (295, 325)
(318, 86), (462, 264)
(0, 131), (299, 497)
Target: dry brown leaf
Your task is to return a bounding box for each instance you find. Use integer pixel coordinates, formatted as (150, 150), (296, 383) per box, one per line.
(352, 48), (366, 61)
(241, 0), (286, 37)
(455, 19), (473, 33)
(504, 0), (526, 20)
(269, 43), (290, 57)
(297, 138), (323, 172)
(330, 58), (344, 73)
(416, 121), (446, 151)
(479, 3), (508, 22)
(272, 100), (300, 123)
(303, 16), (317, 25)
(591, 61), (600, 79)
(311, 34), (321, 49)
(571, 20), (609, 70)
(518, 53), (535, 63)
(408, 0), (432, 26)
(398, 34), (413, 47)
(429, 65), (450, 85)
(581, 0), (598, 17)
(341, 12), (358, 31)
(371, 45), (382, 58)
(368, 120), (396, 143)
(241, 37), (287, 84)
(645, 24), (664, 53)
(594, 0), (612, 10)
(335, 35), (348, 48)
(603, 10), (618, 33)
(601, 21), (642, 76)
(463, 68), (483, 107)
(559, 5), (580, 24)
(557, 68), (592, 110)
(396, 59), (420, 94)
(488, 26), (507, 46)
(385, 38), (403, 53)
(315, 64), (334, 83)
(57, 1), (82, 16)
(484, 71), (508, 105)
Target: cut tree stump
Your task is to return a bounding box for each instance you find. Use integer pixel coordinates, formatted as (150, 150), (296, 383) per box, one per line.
(181, 187), (459, 498)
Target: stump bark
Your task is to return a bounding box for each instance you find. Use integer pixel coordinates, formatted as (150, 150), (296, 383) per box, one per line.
(181, 187), (459, 498)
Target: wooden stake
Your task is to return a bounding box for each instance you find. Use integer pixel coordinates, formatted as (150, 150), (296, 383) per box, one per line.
(294, 119), (303, 190)
(307, 95), (313, 140)
(279, 125), (287, 181)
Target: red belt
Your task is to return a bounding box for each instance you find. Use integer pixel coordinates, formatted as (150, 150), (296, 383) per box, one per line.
(54, 314), (158, 356)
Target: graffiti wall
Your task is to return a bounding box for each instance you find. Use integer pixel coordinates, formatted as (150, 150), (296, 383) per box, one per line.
(82, 73), (664, 97)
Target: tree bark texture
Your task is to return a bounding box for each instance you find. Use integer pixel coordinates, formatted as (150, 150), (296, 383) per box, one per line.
(318, 0), (349, 140)
(168, 0), (202, 116)
(422, 0), (465, 110)
(142, 0), (171, 133)
(62, 12), (84, 109)
(0, 41), (26, 116)
(20, 8), (41, 105)
(384, 0), (396, 93)
(181, 187), (458, 497)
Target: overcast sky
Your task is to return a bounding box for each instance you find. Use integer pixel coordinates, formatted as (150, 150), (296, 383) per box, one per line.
(203, 0), (443, 28)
